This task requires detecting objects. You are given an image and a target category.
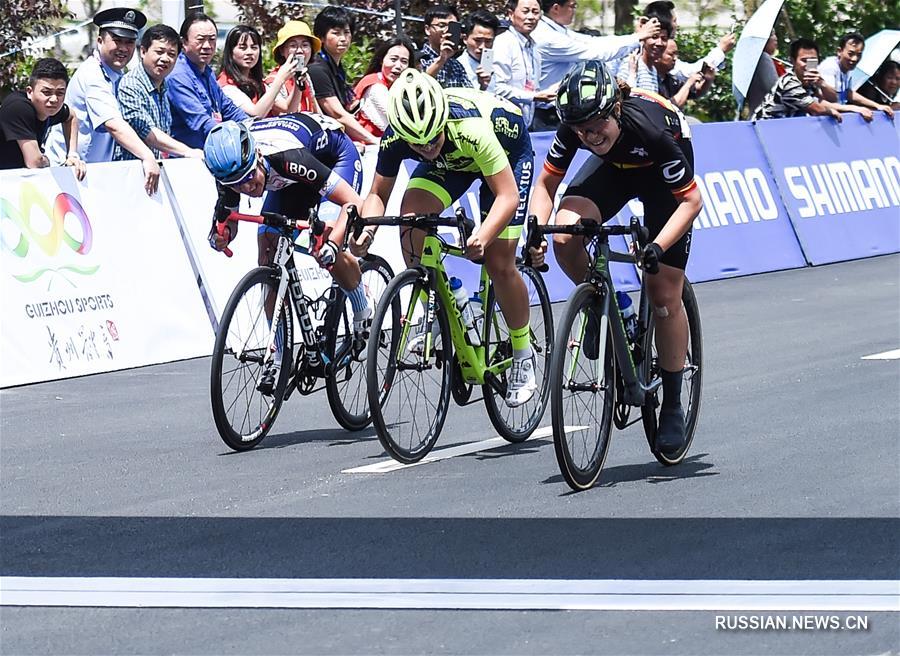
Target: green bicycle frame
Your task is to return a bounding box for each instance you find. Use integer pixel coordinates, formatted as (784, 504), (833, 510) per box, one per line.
(576, 239), (657, 407)
(396, 232), (513, 387)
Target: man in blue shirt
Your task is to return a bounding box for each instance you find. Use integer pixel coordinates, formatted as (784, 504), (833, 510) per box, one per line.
(167, 13), (247, 149)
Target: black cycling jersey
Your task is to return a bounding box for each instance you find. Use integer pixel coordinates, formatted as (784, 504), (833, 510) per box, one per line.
(547, 90), (698, 270)
(545, 89), (697, 199)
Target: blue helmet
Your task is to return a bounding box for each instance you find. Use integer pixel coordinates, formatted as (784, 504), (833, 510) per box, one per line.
(203, 121), (257, 185)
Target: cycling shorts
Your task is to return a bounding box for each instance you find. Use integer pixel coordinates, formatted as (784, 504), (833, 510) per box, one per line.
(563, 143), (695, 270)
(406, 135), (534, 241)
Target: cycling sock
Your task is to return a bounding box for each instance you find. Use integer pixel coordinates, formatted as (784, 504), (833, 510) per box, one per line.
(509, 324), (532, 360)
(343, 281), (368, 314)
(661, 367), (684, 410)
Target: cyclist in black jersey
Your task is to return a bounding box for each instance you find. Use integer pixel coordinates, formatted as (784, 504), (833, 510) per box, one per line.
(528, 60), (703, 456)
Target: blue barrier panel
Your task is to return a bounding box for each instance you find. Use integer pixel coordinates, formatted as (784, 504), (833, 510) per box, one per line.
(665, 121), (808, 281)
(754, 114), (900, 265)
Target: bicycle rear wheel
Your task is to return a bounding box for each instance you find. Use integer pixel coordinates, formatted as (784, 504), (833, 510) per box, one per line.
(482, 263), (553, 443)
(640, 279), (703, 465)
(210, 267), (293, 451)
(367, 268), (452, 463)
(325, 255), (394, 431)
(551, 283), (615, 491)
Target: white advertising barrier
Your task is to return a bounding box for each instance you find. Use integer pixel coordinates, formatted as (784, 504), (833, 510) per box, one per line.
(0, 163), (214, 387)
(162, 148), (408, 337)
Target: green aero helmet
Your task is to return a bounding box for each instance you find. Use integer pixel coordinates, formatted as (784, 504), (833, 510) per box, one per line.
(555, 60), (620, 125)
(387, 69), (450, 144)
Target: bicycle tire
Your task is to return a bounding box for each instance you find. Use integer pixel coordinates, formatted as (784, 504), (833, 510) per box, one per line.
(550, 282), (615, 491)
(366, 267), (452, 463)
(325, 255), (394, 431)
(210, 266), (293, 451)
(482, 263), (553, 443)
(640, 279), (703, 465)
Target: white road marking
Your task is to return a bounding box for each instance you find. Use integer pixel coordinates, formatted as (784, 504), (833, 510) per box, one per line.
(1, 577), (897, 611)
(342, 425), (587, 474)
(861, 349), (900, 360)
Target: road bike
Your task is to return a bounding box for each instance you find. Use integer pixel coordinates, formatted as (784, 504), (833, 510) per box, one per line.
(349, 208), (553, 464)
(209, 209), (393, 451)
(528, 216), (703, 490)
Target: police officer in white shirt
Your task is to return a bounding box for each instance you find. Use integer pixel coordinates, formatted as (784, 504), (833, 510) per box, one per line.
(46, 7), (160, 195)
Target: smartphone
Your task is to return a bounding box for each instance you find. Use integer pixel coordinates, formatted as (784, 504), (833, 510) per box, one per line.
(806, 57), (818, 72)
(729, 20), (739, 34)
(447, 21), (463, 49)
(480, 48), (494, 72)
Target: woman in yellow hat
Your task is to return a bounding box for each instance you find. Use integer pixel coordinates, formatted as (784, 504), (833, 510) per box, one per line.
(265, 20), (322, 115)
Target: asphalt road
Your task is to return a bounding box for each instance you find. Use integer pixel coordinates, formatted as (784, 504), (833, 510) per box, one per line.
(2, 255), (899, 655)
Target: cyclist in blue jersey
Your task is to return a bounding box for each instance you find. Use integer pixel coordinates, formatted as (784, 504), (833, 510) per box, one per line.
(352, 69), (537, 408)
(529, 60), (703, 456)
(204, 113), (371, 390)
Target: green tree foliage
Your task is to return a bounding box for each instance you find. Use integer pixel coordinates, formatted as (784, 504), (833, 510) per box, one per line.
(778, 0), (900, 55)
(675, 27), (735, 122)
(0, 0), (72, 96)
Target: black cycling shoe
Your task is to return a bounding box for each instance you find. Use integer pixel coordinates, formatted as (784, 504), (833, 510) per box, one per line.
(656, 406), (686, 457)
(582, 310), (600, 361)
(257, 366), (278, 395)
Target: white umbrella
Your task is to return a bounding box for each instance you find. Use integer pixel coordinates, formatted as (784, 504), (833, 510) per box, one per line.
(731, 0), (786, 112)
(850, 29), (900, 90)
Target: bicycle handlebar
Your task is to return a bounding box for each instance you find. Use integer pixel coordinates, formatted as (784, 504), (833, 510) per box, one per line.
(344, 205), (476, 255)
(219, 208), (331, 262)
(525, 215), (651, 269)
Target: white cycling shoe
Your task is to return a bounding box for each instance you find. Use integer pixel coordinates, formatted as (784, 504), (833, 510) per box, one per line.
(505, 355), (537, 408)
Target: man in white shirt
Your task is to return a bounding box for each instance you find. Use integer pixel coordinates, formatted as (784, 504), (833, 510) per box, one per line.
(493, 0), (557, 129)
(819, 32), (893, 118)
(457, 10), (500, 90)
(531, 0), (661, 129)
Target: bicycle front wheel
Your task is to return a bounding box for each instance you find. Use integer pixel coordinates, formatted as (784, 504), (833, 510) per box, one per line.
(641, 279), (703, 465)
(210, 267), (293, 451)
(550, 283), (615, 491)
(482, 263), (553, 443)
(367, 268), (452, 463)
(325, 255), (394, 431)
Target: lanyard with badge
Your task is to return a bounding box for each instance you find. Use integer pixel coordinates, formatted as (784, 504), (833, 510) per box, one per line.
(518, 38), (536, 91)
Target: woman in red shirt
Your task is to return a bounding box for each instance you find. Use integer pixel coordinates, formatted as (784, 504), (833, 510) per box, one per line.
(217, 25), (298, 118)
(354, 36), (416, 138)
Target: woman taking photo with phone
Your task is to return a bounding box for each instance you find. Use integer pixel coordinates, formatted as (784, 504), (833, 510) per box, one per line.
(265, 21), (321, 115)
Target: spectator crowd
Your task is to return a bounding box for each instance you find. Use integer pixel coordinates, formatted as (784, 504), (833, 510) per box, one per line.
(1, 0), (897, 182)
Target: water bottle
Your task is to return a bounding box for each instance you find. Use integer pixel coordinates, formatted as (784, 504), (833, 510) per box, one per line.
(616, 291), (637, 343)
(450, 277), (481, 346)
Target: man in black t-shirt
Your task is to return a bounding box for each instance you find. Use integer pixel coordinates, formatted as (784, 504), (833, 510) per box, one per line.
(0, 58), (86, 178)
(307, 7), (378, 146)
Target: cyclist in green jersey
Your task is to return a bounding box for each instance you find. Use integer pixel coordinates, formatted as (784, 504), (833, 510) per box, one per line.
(352, 69), (537, 407)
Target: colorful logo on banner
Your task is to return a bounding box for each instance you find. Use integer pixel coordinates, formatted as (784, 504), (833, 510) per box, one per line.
(1, 181), (98, 287)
